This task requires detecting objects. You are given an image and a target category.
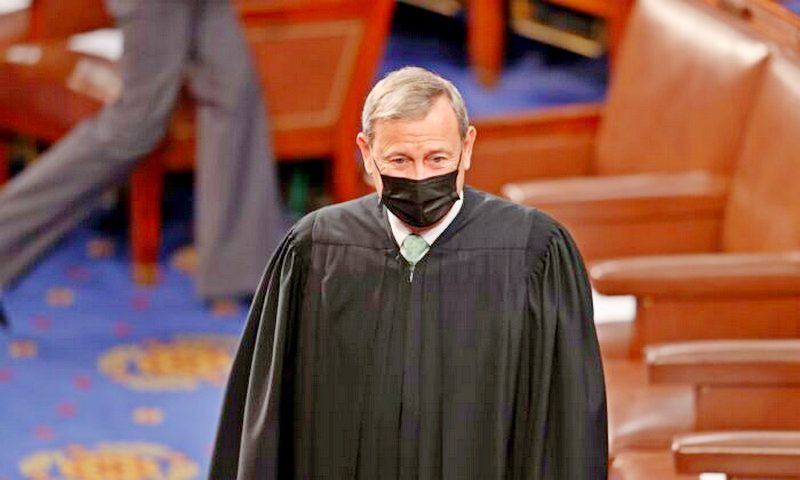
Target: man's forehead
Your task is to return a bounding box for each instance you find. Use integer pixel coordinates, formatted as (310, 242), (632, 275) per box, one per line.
(373, 127), (459, 155)
(371, 99), (461, 147)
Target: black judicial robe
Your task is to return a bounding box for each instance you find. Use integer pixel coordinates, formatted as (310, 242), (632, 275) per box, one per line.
(210, 187), (607, 479)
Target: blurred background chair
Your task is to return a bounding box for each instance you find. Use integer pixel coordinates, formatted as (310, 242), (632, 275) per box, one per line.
(492, 0), (800, 364)
(463, 0), (800, 206)
(0, 0), (395, 284)
(499, 0), (779, 262)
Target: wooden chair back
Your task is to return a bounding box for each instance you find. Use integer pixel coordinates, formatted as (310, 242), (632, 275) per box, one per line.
(595, 0), (771, 177)
(240, 0), (394, 201)
(721, 49), (800, 253)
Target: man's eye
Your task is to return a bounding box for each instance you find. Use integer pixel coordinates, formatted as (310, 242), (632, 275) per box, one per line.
(388, 157), (407, 164)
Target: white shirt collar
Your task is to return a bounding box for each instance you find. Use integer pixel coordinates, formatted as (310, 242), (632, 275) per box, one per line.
(386, 194), (463, 249)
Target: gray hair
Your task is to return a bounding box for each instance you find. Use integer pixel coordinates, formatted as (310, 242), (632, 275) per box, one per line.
(361, 66), (469, 144)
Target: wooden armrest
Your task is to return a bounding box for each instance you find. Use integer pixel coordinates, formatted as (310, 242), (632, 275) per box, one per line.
(3, 38), (117, 80)
(646, 340), (800, 385)
(593, 252), (800, 358)
(0, 39), (115, 139)
(502, 171), (728, 222)
(648, 341), (800, 431)
(0, 9), (29, 47)
(468, 103), (602, 194)
(673, 431), (800, 477)
(502, 171), (728, 261)
(28, 0), (113, 39)
(591, 251), (800, 297)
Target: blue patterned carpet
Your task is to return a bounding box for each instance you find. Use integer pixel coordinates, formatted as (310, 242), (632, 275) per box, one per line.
(0, 5), (608, 479)
(0, 226), (246, 479)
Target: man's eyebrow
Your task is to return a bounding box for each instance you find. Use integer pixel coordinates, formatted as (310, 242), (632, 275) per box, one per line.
(380, 150), (413, 159)
(380, 146), (453, 158)
(424, 148), (454, 156)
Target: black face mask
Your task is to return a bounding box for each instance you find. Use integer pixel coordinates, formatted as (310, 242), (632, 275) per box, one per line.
(377, 155), (461, 228)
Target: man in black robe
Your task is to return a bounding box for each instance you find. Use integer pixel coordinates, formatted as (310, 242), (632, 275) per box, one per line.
(210, 66), (607, 479)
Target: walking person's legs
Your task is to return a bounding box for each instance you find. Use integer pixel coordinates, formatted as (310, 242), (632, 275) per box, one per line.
(189, 0), (285, 300)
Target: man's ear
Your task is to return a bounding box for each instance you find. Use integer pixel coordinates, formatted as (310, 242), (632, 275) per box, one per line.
(463, 125), (477, 171)
(356, 132), (373, 175)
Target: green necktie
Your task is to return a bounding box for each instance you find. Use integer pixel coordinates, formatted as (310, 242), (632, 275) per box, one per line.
(401, 234), (429, 266)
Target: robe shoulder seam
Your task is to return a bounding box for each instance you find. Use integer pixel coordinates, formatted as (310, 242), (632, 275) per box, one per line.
(287, 209), (318, 262)
(528, 222), (565, 278)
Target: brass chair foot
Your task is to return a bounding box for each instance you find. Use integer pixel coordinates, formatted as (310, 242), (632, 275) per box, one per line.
(211, 298), (240, 317)
(170, 245), (198, 276)
(133, 263), (159, 285)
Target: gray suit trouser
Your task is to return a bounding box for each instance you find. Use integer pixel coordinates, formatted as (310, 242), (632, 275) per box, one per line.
(0, 0), (284, 299)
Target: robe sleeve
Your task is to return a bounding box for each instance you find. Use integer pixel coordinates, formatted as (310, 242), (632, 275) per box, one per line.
(209, 221), (310, 480)
(516, 226), (608, 479)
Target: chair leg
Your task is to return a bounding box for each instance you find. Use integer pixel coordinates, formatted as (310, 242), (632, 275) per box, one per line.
(607, 0), (635, 66)
(0, 140), (9, 185)
(468, 0), (505, 87)
(130, 146), (165, 285)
